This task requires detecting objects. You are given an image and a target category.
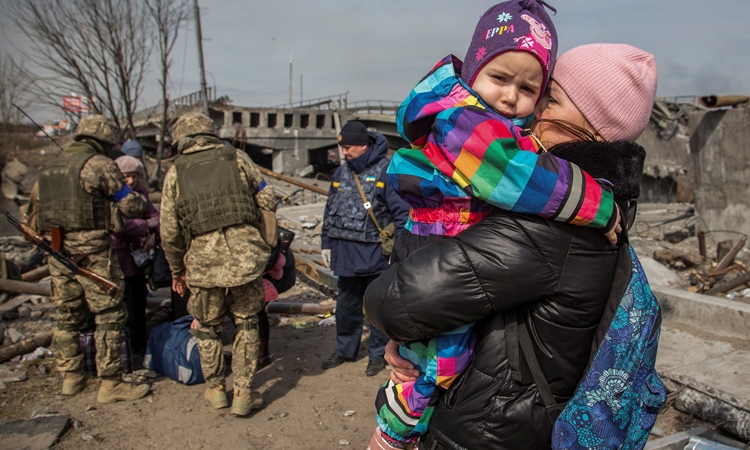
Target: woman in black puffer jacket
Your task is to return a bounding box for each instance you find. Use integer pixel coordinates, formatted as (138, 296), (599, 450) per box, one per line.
(364, 43), (658, 450)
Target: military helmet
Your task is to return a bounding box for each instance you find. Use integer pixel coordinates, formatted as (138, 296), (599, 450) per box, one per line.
(73, 114), (120, 145)
(171, 112), (217, 142)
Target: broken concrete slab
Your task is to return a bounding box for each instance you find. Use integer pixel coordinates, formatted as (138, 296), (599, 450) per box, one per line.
(654, 286), (750, 341)
(639, 256), (683, 287)
(657, 324), (750, 440)
(0, 415), (69, 450)
(276, 202), (326, 221)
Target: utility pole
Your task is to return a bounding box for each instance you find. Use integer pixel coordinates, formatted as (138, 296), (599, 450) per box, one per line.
(193, 0), (209, 116)
(288, 53), (293, 105)
(300, 74), (303, 104)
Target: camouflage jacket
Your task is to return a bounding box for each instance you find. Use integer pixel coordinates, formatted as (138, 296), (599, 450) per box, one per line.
(160, 137), (276, 288)
(31, 141), (146, 255)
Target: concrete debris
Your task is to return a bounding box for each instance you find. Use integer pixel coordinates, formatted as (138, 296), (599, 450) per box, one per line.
(0, 369), (28, 383)
(5, 327), (27, 344)
(0, 415), (70, 450)
(1, 158), (38, 201)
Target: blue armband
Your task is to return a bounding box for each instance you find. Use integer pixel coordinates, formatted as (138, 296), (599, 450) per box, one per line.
(257, 179), (267, 193)
(110, 184), (133, 202)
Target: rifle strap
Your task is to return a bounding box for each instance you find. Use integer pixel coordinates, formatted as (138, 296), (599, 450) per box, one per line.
(351, 169), (384, 235)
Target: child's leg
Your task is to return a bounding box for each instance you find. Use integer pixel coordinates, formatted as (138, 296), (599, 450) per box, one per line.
(373, 324), (476, 444)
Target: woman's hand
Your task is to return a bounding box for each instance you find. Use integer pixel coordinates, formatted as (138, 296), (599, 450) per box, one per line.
(143, 233), (157, 252)
(384, 340), (419, 384)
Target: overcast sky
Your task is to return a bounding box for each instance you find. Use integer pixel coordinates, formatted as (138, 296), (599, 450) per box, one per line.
(2, 0), (750, 118)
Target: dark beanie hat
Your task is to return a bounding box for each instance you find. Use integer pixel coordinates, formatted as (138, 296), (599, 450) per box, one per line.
(461, 0), (558, 95)
(338, 121), (370, 146)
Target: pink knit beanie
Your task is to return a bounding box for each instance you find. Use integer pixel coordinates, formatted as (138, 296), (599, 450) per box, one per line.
(552, 43), (658, 142)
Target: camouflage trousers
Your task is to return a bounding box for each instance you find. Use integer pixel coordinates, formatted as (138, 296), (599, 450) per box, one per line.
(188, 277), (264, 389)
(49, 249), (126, 378)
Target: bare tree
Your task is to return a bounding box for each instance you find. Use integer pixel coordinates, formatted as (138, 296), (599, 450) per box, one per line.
(5, 0), (154, 138)
(146, 0), (190, 181)
(0, 53), (33, 125)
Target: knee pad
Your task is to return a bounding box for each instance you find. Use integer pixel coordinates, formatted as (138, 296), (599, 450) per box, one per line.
(190, 324), (220, 341)
(235, 316), (258, 334)
(56, 322), (80, 332)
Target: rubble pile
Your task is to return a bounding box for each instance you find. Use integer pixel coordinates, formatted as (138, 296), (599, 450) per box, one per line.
(629, 205), (750, 301)
(1, 159), (38, 203)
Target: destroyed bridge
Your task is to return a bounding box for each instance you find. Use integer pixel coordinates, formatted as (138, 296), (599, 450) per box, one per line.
(132, 90), (403, 177)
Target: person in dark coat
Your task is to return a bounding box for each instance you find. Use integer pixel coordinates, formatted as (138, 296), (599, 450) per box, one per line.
(111, 155), (160, 352)
(321, 121), (410, 377)
(364, 43), (658, 449)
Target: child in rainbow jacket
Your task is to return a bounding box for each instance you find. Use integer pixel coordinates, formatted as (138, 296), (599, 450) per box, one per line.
(369, 1), (622, 448)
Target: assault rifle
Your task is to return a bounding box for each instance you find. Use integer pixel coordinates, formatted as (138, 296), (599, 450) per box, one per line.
(1, 208), (117, 294)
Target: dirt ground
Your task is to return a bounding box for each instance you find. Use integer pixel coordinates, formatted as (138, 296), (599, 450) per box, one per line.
(0, 281), (390, 450)
(0, 279), (714, 450)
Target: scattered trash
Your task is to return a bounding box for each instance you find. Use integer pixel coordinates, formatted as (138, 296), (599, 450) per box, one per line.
(685, 436), (739, 450)
(73, 420), (83, 430)
(343, 410), (355, 417)
(742, 288), (750, 297)
(318, 316), (335, 327)
(293, 317), (319, 329)
(21, 346), (53, 361)
(85, 406), (96, 412)
(81, 433), (96, 441)
(277, 365), (285, 371)
(339, 439), (350, 446)
(279, 412), (288, 418)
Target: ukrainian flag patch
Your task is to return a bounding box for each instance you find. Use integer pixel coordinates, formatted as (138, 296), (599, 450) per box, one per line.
(365, 176), (377, 183)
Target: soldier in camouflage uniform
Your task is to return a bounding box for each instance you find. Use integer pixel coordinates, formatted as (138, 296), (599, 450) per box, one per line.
(160, 112), (276, 416)
(34, 115), (150, 403)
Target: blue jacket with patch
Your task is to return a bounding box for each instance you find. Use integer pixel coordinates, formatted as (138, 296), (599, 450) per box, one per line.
(322, 131), (410, 277)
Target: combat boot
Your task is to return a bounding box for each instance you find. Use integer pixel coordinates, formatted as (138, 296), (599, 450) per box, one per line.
(61, 370), (87, 396)
(230, 388), (263, 416)
(204, 385), (229, 409)
(97, 378), (150, 404)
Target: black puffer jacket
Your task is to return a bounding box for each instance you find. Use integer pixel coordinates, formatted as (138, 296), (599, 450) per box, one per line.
(365, 141), (645, 449)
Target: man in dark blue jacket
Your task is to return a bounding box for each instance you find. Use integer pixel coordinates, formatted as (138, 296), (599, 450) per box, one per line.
(321, 121), (410, 377)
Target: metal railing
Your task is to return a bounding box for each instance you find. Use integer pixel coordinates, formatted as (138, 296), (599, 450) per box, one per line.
(348, 100), (400, 116)
(133, 88), (215, 123)
(273, 92), (348, 110)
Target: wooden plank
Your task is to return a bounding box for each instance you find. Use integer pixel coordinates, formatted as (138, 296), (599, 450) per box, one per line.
(0, 279), (51, 296)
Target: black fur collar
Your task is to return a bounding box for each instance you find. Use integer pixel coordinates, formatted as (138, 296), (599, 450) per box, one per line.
(550, 140), (646, 201)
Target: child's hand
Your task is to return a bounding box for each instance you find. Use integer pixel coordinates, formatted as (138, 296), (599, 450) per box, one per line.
(603, 205), (622, 245)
